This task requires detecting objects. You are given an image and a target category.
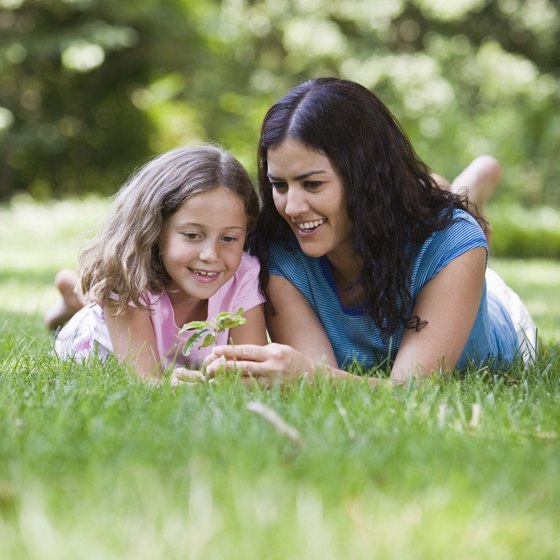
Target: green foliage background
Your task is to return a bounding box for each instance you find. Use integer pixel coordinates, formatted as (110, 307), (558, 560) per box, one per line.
(1, 0), (559, 208)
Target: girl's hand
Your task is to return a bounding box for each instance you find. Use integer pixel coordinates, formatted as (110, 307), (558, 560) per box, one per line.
(170, 367), (207, 387)
(204, 343), (320, 385)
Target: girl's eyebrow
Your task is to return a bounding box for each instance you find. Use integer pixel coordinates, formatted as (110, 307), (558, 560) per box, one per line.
(175, 221), (246, 230)
(267, 170), (327, 181)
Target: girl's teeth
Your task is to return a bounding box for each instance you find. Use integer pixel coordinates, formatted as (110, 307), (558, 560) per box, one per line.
(194, 270), (216, 277)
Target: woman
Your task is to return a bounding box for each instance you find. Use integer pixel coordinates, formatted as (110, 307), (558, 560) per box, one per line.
(205, 77), (536, 384)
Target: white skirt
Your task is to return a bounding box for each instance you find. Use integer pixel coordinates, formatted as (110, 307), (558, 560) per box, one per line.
(486, 268), (537, 366)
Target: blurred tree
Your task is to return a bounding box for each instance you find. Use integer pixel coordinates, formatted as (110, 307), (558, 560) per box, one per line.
(0, 0), (211, 198)
(0, 0), (558, 205)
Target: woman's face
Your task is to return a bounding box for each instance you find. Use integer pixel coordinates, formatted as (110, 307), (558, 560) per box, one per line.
(267, 138), (353, 262)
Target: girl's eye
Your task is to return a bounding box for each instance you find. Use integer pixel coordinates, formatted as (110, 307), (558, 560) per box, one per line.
(304, 181), (322, 189)
(222, 236), (238, 244)
(182, 232), (201, 240)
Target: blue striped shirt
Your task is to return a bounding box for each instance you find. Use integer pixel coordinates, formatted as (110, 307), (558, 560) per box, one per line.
(269, 209), (518, 370)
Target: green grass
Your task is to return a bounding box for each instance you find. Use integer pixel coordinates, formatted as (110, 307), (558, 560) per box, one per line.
(491, 203), (560, 260)
(1, 197), (559, 559)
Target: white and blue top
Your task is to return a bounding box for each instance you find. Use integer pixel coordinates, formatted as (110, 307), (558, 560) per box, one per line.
(269, 209), (518, 370)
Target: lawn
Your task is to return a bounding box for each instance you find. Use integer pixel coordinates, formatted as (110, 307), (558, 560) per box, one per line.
(1, 198), (559, 559)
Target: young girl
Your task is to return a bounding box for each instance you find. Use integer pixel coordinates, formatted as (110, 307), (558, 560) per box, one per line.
(204, 78), (537, 385)
(53, 145), (267, 381)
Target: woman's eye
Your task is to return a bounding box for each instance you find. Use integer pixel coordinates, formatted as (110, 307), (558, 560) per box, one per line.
(270, 182), (288, 192)
(304, 181), (322, 189)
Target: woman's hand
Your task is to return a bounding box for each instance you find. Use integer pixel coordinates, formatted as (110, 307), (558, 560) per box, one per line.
(203, 343), (382, 387)
(204, 343), (321, 385)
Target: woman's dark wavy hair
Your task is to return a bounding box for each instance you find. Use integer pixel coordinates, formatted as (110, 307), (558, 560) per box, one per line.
(252, 77), (476, 335)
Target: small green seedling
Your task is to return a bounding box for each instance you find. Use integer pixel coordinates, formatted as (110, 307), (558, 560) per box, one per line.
(180, 308), (247, 357)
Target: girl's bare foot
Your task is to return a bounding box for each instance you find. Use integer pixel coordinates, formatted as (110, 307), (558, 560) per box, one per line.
(44, 269), (86, 330)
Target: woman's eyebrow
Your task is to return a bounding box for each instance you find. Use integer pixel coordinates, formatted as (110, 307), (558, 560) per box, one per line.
(267, 170), (327, 181)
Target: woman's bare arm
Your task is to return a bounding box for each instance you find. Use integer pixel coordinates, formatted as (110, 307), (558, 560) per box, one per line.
(204, 276), (380, 385)
(391, 247), (486, 382)
(266, 275), (337, 365)
(227, 303), (268, 346)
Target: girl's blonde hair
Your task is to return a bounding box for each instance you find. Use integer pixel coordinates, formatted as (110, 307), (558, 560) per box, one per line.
(80, 144), (258, 314)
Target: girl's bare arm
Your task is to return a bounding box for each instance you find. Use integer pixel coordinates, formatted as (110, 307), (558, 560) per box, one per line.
(104, 302), (162, 380)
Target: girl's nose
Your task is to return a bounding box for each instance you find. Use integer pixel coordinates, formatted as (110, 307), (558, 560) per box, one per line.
(199, 240), (218, 262)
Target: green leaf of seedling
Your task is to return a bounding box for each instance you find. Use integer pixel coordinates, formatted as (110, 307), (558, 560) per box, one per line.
(200, 333), (217, 348)
(182, 329), (208, 356)
(217, 316), (247, 330)
(181, 308), (247, 357)
(214, 308), (247, 330)
(180, 320), (209, 333)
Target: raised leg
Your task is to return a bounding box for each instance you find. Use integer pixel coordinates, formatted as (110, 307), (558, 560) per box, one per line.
(436, 155), (502, 243)
(44, 269), (86, 330)
(449, 155), (501, 214)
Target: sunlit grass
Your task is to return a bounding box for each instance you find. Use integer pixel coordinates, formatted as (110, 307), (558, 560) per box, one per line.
(1, 349), (559, 559)
(1, 197), (559, 559)
(491, 203), (560, 260)
(0, 195), (108, 316)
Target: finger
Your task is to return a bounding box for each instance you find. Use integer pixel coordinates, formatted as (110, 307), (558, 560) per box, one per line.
(210, 344), (268, 362)
(205, 359), (271, 379)
(203, 353), (226, 368)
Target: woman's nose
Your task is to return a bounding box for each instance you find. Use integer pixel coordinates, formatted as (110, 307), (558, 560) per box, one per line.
(284, 186), (308, 216)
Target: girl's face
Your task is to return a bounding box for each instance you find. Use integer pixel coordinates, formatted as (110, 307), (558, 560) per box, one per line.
(159, 187), (247, 305)
(267, 138), (353, 263)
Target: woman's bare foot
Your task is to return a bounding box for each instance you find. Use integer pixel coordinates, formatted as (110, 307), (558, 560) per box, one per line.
(450, 155), (502, 210)
(450, 155), (502, 243)
(44, 269), (86, 330)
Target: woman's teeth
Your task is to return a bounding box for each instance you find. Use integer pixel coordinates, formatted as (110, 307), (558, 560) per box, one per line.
(297, 219), (325, 232)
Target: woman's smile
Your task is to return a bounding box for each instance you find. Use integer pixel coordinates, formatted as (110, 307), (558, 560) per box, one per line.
(293, 217), (327, 234)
